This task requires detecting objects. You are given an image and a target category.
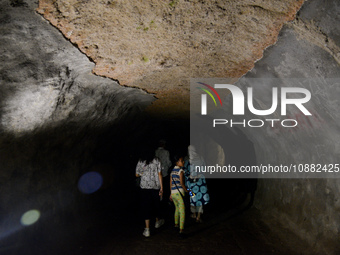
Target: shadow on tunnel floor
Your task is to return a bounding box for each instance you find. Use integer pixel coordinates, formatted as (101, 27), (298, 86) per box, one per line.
(0, 175), (315, 255)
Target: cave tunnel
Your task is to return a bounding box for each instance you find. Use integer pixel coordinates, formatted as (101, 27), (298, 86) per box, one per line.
(1, 0), (340, 255)
(0, 113), (262, 255)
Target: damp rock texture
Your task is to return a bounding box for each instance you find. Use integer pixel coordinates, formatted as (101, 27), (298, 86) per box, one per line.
(0, 0), (154, 134)
(36, 0), (304, 117)
(214, 0), (340, 254)
(0, 0), (154, 247)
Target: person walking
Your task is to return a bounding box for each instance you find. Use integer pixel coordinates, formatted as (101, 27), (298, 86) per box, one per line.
(184, 145), (210, 223)
(155, 139), (172, 219)
(135, 150), (164, 237)
(170, 155), (188, 236)
(155, 140), (171, 196)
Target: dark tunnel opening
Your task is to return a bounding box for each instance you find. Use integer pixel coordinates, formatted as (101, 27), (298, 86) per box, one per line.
(0, 113), (259, 255)
(80, 115), (260, 255)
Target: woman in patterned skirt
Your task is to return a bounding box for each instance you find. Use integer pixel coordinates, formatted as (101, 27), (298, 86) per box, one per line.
(184, 145), (210, 223)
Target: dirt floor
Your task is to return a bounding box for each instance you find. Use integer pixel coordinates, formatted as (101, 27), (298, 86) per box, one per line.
(75, 196), (315, 255)
(2, 184), (316, 255)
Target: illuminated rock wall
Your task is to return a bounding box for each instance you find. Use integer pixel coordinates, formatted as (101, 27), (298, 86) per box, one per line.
(36, 0), (304, 117)
(220, 0), (340, 253)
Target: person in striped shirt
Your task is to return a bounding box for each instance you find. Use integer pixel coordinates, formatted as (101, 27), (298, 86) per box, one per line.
(169, 155), (188, 236)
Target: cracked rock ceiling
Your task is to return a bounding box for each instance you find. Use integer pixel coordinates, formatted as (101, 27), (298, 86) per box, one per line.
(37, 0), (304, 118)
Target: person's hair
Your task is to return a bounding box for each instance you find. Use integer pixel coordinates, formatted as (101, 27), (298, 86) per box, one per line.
(173, 154), (183, 165)
(159, 139), (166, 147)
(139, 147), (156, 165)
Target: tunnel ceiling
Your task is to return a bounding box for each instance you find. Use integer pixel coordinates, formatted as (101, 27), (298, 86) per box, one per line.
(37, 0), (304, 118)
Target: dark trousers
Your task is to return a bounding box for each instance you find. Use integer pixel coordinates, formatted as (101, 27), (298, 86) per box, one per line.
(140, 189), (160, 220)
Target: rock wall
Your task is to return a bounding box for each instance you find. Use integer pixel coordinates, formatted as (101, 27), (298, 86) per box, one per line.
(0, 0), (154, 247)
(36, 0), (304, 117)
(216, 0), (340, 253)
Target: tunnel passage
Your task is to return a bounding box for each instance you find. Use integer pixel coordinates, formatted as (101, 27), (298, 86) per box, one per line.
(90, 115), (259, 213)
(105, 116), (257, 202)
(0, 113), (261, 255)
(1, 0), (340, 254)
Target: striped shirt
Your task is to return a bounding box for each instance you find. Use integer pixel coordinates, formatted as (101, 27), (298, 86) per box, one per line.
(170, 166), (184, 195)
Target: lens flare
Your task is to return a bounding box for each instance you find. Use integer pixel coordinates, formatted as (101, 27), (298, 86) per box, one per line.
(20, 209), (40, 226)
(78, 171), (103, 194)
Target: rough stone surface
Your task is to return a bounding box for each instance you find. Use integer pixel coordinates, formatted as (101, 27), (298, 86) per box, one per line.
(0, 0), (154, 248)
(0, 0), (154, 134)
(36, 0), (304, 117)
(214, 0), (340, 253)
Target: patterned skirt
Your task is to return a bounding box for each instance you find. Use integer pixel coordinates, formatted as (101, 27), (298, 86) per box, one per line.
(186, 177), (210, 207)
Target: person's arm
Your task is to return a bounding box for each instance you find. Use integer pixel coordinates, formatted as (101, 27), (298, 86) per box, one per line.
(158, 171), (163, 197)
(156, 159), (163, 197)
(169, 173), (173, 201)
(180, 171), (188, 192)
(135, 161), (143, 177)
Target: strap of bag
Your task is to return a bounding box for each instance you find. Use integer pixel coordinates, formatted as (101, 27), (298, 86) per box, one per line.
(171, 173), (184, 198)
